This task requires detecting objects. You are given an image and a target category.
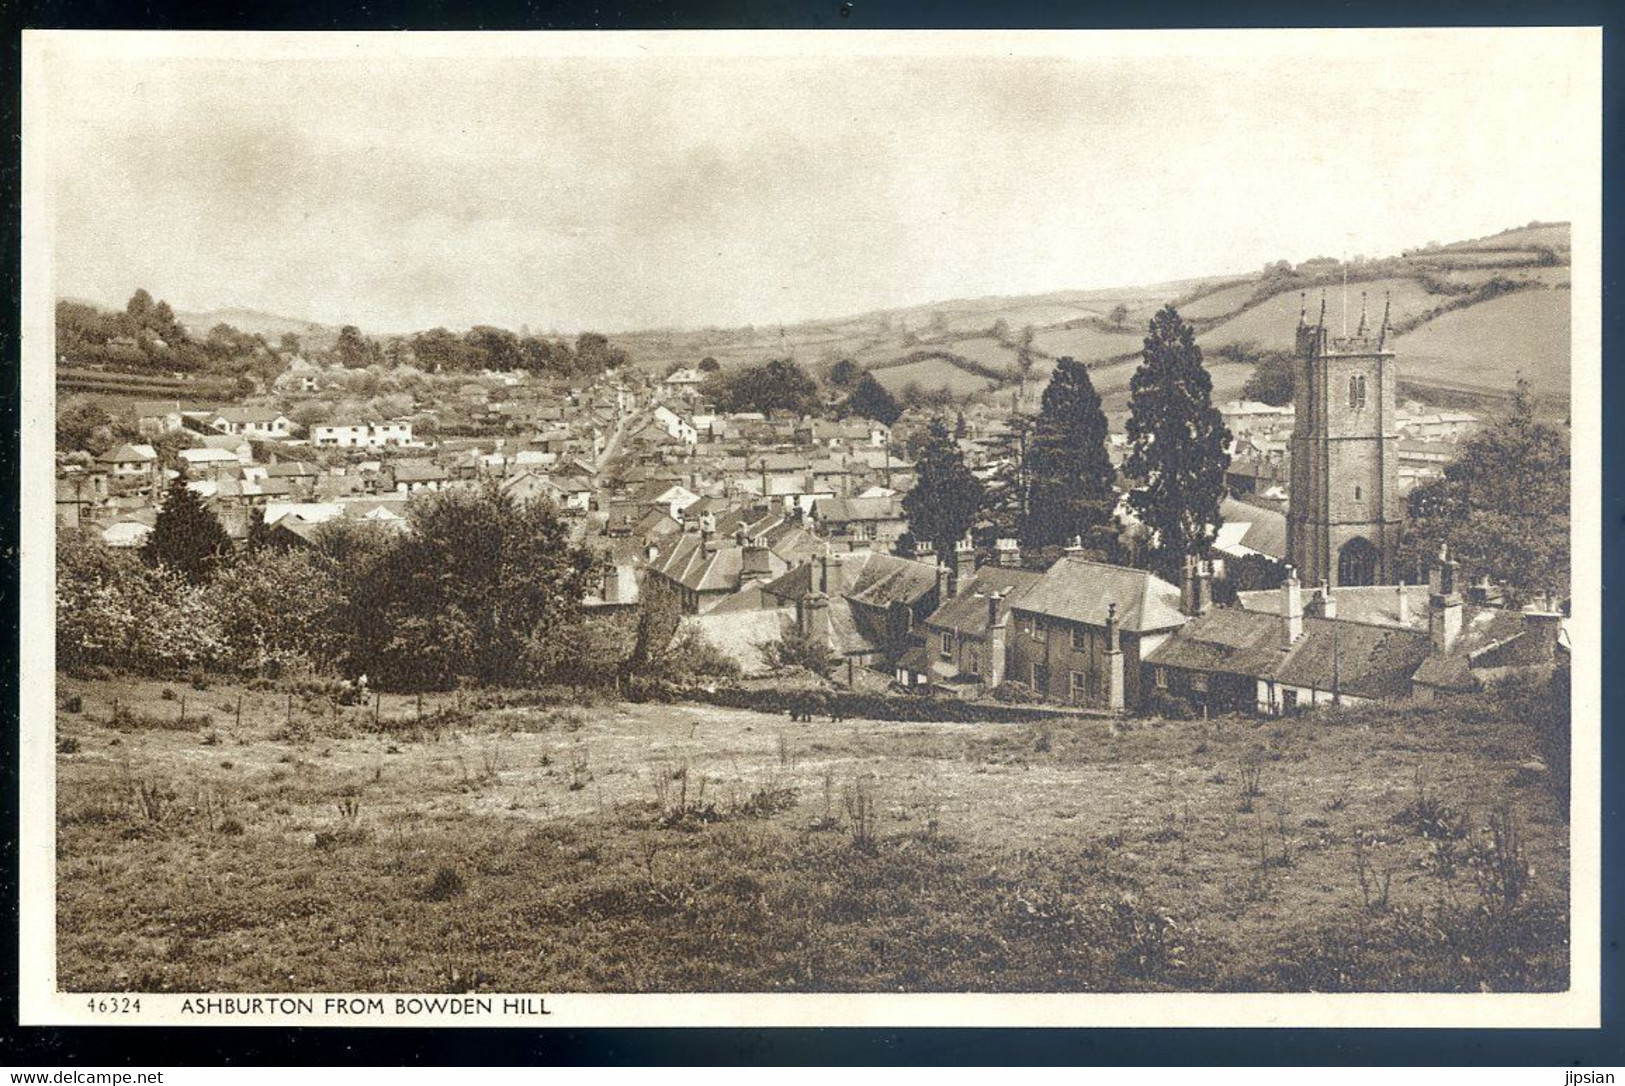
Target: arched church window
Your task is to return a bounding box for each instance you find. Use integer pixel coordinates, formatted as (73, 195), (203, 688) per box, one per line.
(1348, 376), (1359, 409)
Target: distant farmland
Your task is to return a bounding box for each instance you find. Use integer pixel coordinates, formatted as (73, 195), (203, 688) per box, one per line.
(1393, 288), (1571, 404)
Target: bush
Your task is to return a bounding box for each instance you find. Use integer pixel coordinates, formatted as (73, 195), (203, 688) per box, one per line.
(421, 865), (467, 901)
(991, 681), (1041, 705)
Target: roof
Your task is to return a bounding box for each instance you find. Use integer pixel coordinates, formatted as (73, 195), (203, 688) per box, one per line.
(1215, 498), (1288, 561)
(842, 552), (941, 610)
(1146, 608), (1433, 700)
(176, 447), (240, 464)
(99, 443), (157, 464)
(1237, 584), (1431, 630)
(1144, 608), (1286, 676)
(648, 534), (749, 596)
(1275, 618), (1432, 701)
(924, 567), (1044, 637)
(213, 406), (287, 424)
(812, 496), (905, 523)
(1013, 557), (1187, 633)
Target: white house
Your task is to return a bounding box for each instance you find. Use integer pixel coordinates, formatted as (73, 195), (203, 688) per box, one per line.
(209, 407), (292, 438)
(312, 420), (415, 449)
(651, 405), (699, 445)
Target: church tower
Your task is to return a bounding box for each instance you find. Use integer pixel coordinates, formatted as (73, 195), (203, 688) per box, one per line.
(1287, 291), (1401, 587)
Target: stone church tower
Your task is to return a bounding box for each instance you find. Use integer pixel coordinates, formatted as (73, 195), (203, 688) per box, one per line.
(1287, 291), (1401, 587)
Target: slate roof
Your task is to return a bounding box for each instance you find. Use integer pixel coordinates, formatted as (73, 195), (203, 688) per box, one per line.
(924, 567), (1044, 637)
(1275, 618), (1432, 700)
(99, 443), (157, 464)
(1216, 498), (1288, 561)
(1237, 585), (1432, 630)
(812, 496), (905, 523)
(213, 406), (287, 424)
(1146, 608), (1432, 700)
(1012, 557), (1187, 633)
(648, 534), (770, 598)
(843, 553), (941, 610)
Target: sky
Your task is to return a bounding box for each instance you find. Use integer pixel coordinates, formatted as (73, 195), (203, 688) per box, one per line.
(29, 29), (1599, 335)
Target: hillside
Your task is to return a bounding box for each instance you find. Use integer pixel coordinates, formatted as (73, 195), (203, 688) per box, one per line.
(611, 222), (1571, 411)
(176, 306), (340, 346)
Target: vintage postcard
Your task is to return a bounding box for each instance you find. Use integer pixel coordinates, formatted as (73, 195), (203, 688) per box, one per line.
(16, 28), (1601, 1028)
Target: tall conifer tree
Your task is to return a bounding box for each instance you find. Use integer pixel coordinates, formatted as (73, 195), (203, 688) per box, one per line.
(1021, 356), (1117, 553)
(1125, 306), (1231, 578)
(902, 416), (986, 560)
(143, 472), (233, 584)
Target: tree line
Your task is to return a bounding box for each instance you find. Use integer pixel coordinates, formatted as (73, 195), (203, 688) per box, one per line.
(57, 289), (631, 385)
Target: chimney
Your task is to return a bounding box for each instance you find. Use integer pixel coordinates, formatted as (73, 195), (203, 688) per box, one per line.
(995, 537), (1021, 568)
(1180, 554), (1201, 617)
(796, 591), (830, 643)
(1063, 535), (1086, 559)
(1281, 566), (1304, 647)
(742, 538), (772, 579)
(1306, 580), (1337, 620)
(987, 592), (1008, 689)
(1103, 601), (1125, 711)
(1197, 559), (1214, 616)
(734, 522), (747, 548)
(1428, 547), (1463, 655)
(1396, 580), (1411, 626)
(817, 552), (830, 595)
(953, 537), (977, 597)
(935, 562), (951, 604)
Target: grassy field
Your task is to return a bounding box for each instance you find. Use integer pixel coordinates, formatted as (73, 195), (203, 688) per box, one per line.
(1196, 278), (1442, 354)
(1393, 289), (1571, 404)
(868, 359), (998, 397)
(1030, 325), (1143, 365)
(55, 675), (1568, 994)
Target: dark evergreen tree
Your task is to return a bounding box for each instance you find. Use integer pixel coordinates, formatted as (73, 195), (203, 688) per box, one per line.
(1021, 356), (1118, 553)
(826, 358), (861, 389)
(902, 416), (985, 560)
(143, 472), (233, 584)
(1124, 306), (1232, 579)
(846, 373), (903, 426)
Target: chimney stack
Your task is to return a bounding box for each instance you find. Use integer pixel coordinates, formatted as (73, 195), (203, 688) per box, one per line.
(1063, 535), (1086, 559)
(934, 562), (951, 605)
(1396, 580), (1410, 626)
(1281, 566), (1304, 647)
(817, 552), (830, 596)
(1103, 601), (1125, 710)
(1306, 580), (1337, 620)
(1197, 559), (1214, 616)
(995, 537), (1021, 568)
(952, 536), (977, 597)
(987, 591), (1008, 689)
(1428, 546), (1463, 655)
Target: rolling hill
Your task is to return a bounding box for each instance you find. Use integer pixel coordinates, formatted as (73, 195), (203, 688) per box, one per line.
(614, 221), (1571, 411)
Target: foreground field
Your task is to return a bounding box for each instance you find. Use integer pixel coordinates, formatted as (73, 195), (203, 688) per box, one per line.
(55, 676), (1568, 994)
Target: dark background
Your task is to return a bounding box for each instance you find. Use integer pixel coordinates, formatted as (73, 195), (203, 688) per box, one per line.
(1, 0), (1620, 1066)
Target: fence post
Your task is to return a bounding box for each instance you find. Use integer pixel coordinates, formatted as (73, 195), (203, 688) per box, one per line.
(417, 692), (423, 720)
(286, 692), (293, 726)
(374, 694), (381, 727)
(179, 695), (186, 724)
(236, 694), (243, 730)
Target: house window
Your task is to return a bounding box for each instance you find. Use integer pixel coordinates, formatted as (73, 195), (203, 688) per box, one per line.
(1030, 617), (1043, 641)
(1282, 688), (1298, 714)
(1155, 667), (1168, 690)
(939, 631), (953, 659)
(1070, 626), (1089, 652)
(1190, 672), (1209, 693)
(1069, 671), (1088, 701)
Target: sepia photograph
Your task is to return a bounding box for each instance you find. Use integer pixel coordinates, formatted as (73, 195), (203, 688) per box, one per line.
(16, 27), (1601, 1029)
